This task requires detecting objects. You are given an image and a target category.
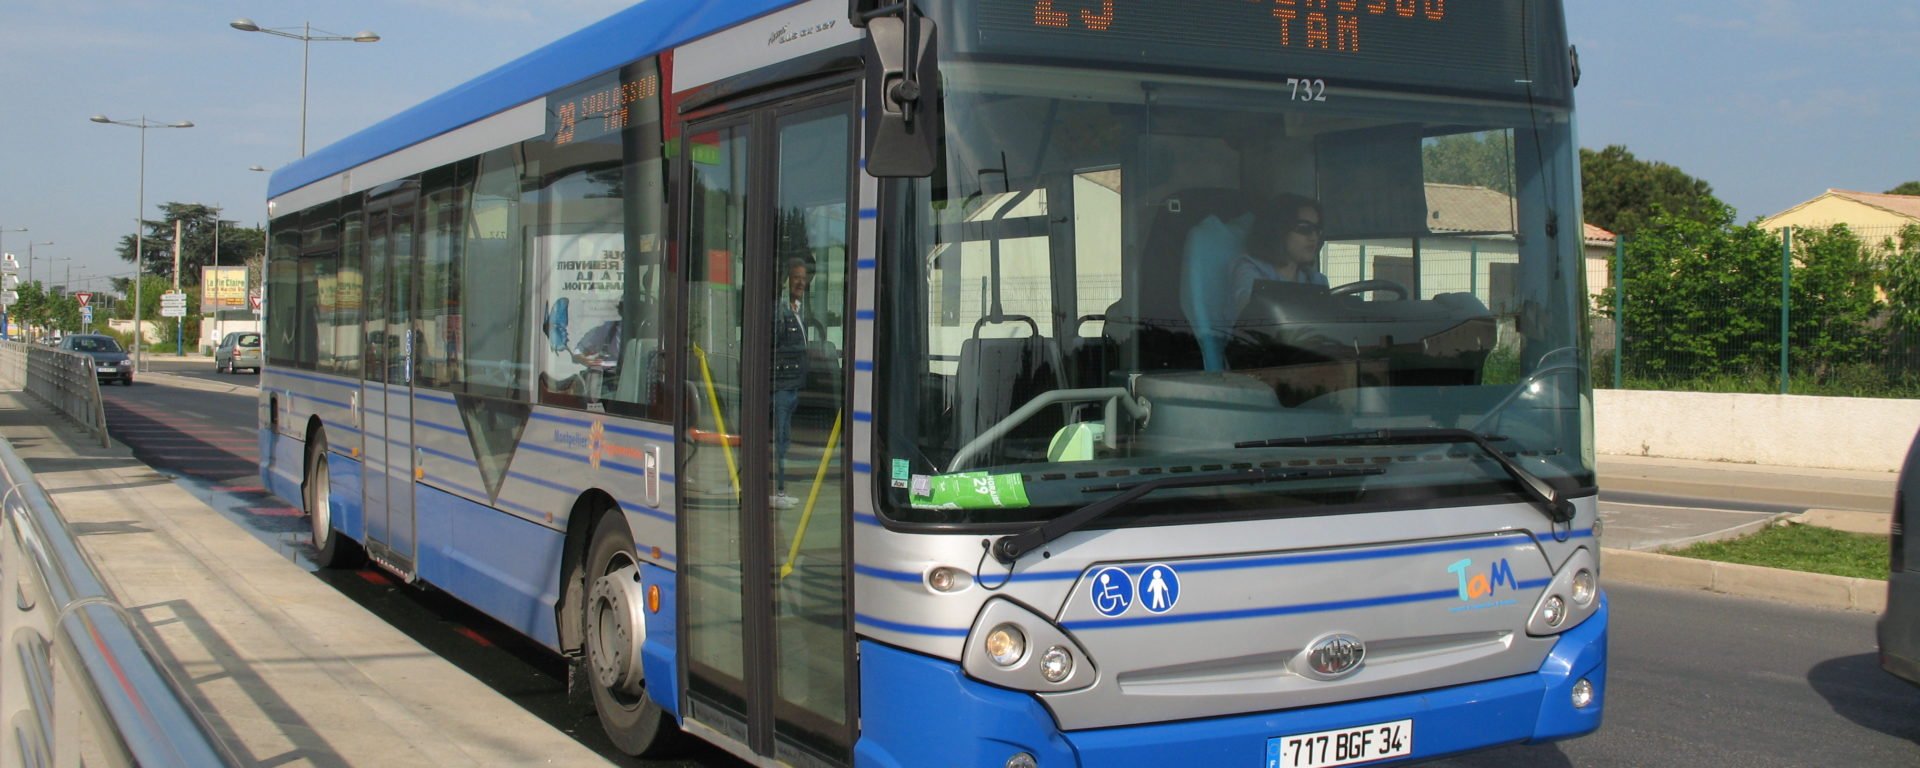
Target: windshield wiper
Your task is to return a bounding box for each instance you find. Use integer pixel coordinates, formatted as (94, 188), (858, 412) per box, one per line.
(989, 466), (1381, 565)
(1235, 428), (1576, 524)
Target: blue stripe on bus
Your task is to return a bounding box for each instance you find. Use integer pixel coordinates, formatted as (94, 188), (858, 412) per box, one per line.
(606, 423), (672, 442)
(855, 310), (876, 320)
(858, 208), (878, 219)
(269, 368), (361, 390)
(857, 259), (876, 270)
(627, 503), (676, 524)
(306, 395), (353, 410)
(852, 462), (873, 474)
(415, 391), (457, 405)
(420, 445), (478, 468)
(603, 460), (647, 477)
(521, 442), (586, 464)
(417, 419), (466, 436)
(509, 470), (579, 496)
(854, 563), (922, 583)
(854, 512), (882, 527)
(854, 360), (874, 372)
(530, 412), (594, 429)
(852, 412), (873, 423)
(855, 614), (971, 638)
(1063, 578), (1558, 631)
(850, 534), (1555, 586)
(332, 424), (362, 436)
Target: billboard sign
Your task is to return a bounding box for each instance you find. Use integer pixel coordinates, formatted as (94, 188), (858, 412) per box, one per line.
(201, 265), (249, 312)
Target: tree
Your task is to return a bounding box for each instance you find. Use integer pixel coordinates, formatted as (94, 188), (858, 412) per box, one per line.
(1888, 181), (1920, 196)
(1610, 202), (1781, 382)
(1423, 132), (1515, 196)
(114, 202), (266, 284)
(1580, 145), (1724, 240)
(1788, 224), (1881, 380)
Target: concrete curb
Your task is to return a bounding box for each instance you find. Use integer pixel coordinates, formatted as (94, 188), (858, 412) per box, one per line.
(1602, 547), (1887, 613)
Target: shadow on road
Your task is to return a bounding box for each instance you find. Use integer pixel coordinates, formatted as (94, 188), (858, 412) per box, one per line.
(1808, 653), (1920, 744)
(1427, 743), (1575, 767)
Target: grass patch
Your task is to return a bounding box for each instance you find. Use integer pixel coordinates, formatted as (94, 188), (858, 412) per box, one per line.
(1668, 522), (1890, 580)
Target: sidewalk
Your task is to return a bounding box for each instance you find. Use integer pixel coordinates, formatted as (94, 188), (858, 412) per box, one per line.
(0, 391), (608, 767)
(1595, 453), (1894, 613)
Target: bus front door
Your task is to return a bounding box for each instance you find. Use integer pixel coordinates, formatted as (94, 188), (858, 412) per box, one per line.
(361, 184), (421, 577)
(678, 88), (857, 766)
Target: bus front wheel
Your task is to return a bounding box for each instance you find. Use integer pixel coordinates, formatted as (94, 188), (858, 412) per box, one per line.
(583, 514), (680, 756)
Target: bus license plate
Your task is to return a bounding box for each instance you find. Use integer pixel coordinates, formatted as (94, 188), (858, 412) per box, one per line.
(1268, 719), (1412, 768)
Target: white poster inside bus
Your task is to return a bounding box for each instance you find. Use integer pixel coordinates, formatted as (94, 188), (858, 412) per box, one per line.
(534, 230), (626, 401)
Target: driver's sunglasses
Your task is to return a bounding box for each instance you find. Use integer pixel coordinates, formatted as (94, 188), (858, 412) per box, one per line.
(1290, 220), (1323, 237)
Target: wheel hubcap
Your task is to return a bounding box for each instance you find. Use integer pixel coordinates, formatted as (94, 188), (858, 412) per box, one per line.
(310, 459), (331, 546)
(587, 558), (647, 695)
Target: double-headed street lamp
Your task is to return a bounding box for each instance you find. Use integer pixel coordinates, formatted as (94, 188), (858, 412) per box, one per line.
(230, 19), (380, 157)
(91, 115), (192, 373)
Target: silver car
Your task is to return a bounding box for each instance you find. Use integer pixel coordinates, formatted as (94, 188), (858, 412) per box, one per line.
(215, 331), (262, 374)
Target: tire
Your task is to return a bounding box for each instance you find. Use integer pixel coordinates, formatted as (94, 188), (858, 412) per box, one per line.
(304, 434), (360, 568)
(582, 514), (681, 757)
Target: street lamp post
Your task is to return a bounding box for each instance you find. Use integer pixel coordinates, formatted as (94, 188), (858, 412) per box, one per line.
(230, 19), (380, 157)
(91, 114), (193, 374)
(25, 241), (52, 287)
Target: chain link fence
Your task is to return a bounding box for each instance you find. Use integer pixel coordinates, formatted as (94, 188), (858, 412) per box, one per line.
(1595, 223), (1920, 397)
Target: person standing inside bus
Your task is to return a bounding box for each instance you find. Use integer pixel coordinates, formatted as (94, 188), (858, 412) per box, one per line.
(772, 258), (812, 510)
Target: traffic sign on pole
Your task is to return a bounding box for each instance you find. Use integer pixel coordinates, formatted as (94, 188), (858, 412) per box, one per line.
(160, 290), (187, 318)
(75, 291), (92, 308)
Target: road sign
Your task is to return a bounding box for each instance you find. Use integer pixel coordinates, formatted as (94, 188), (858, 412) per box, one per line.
(249, 293), (262, 311)
(160, 290), (187, 318)
(2, 274), (15, 290)
(0, 253), (16, 274)
(75, 291), (91, 308)
(0, 290), (17, 307)
(80, 306), (93, 323)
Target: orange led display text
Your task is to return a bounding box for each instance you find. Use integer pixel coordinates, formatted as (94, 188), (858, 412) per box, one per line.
(1028, 0), (1448, 53)
(555, 74), (660, 146)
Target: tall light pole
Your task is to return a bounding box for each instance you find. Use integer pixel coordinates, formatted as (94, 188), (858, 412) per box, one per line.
(91, 114), (193, 373)
(24, 241), (52, 287)
(229, 19), (380, 157)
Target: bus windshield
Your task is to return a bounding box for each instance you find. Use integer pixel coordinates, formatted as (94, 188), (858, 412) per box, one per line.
(880, 0), (1591, 526)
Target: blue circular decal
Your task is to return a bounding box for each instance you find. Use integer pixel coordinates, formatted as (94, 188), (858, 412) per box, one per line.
(1089, 566), (1135, 617)
(1139, 563), (1181, 614)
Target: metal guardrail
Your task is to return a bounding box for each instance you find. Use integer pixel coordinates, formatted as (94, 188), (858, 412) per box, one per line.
(0, 342), (108, 448)
(0, 437), (239, 767)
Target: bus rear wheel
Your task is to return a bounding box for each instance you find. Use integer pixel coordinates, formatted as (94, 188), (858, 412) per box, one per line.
(583, 514), (680, 757)
(304, 435), (360, 569)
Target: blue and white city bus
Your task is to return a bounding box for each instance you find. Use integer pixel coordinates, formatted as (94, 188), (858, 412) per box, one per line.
(260, 0), (1605, 765)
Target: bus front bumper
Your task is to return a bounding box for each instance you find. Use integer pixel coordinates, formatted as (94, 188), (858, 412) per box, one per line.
(855, 595), (1606, 768)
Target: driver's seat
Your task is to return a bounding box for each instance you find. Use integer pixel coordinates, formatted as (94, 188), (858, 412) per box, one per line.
(1107, 188), (1255, 373)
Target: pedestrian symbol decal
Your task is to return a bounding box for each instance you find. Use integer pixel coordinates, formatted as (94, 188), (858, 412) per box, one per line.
(1140, 563), (1180, 614)
(1090, 566), (1134, 617)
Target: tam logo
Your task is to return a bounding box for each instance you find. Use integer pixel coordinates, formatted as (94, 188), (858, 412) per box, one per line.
(1447, 557), (1518, 601)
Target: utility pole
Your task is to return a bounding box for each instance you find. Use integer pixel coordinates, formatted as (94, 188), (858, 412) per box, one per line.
(173, 219), (184, 356)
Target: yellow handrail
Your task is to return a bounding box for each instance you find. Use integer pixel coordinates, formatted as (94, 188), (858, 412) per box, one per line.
(781, 411), (842, 580)
(691, 344), (741, 497)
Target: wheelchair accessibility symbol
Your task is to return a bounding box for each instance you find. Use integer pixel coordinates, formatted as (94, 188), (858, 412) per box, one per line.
(1090, 566), (1134, 617)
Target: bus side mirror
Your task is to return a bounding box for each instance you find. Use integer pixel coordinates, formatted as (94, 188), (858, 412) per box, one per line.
(863, 14), (940, 178)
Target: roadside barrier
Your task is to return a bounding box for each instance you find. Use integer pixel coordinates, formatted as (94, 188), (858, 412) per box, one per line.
(0, 437), (238, 766)
(0, 341), (109, 448)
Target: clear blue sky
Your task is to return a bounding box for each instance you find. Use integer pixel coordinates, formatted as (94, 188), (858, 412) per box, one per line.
(2, 1), (1916, 293)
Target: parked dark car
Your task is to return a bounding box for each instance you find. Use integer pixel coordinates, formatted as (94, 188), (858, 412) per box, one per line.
(215, 331), (262, 374)
(58, 334), (133, 386)
(1882, 429), (1920, 687)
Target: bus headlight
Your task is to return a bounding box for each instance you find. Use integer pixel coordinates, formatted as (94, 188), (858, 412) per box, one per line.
(964, 598), (1096, 691)
(1528, 547), (1601, 636)
(1040, 645), (1074, 683)
(985, 625), (1026, 667)
(1570, 569), (1597, 607)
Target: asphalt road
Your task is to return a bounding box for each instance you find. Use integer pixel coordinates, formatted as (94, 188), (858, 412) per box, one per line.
(103, 361), (1920, 767)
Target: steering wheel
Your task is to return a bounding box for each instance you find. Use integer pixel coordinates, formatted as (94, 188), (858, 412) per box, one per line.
(1329, 279), (1411, 300)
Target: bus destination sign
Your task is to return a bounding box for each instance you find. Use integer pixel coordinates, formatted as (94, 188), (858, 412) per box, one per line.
(550, 72), (660, 147)
(968, 0), (1545, 97)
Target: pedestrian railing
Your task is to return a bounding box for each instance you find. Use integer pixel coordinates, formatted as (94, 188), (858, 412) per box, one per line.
(0, 341), (108, 448)
(0, 437), (238, 767)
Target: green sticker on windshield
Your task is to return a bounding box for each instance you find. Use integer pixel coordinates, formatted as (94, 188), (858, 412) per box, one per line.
(910, 471), (1030, 510)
